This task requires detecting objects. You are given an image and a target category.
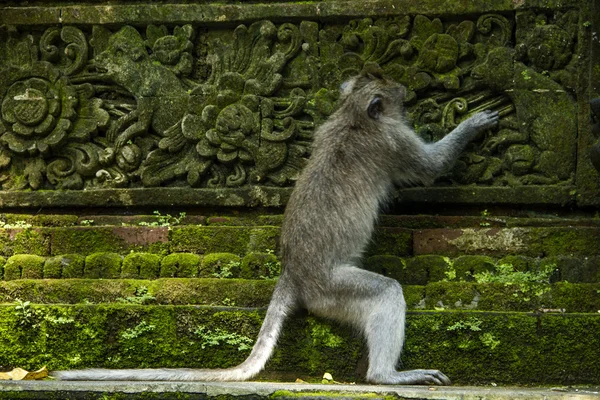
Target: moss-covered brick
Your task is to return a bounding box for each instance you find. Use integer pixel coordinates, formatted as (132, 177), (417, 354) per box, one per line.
(60, 254), (86, 279)
(363, 255), (420, 284)
(4, 255), (44, 280)
(405, 255), (453, 284)
(240, 252), (280, 279)
(160, 253), (201, 278)
(121, 253), (162, 279)
(12, 229), (50, 256)
(541, 255), (600, 283)
(414, 227), (600, 257)
(498, 255), (536, 272)
(51, 228), (126, 256)
(452, 255), (496, 281)
(84, 253), (122, 279)
(3, 214), (78, 227)
(43, 256), (63, 279)
(366, 228), (412, 257)
(0, 305), (598, 384)
(247, 228), (279, 254)
(170, 227), (253, 256)
(200, 253), (241, 278)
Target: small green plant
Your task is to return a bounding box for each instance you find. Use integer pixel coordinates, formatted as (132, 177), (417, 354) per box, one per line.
(447, 318), (482, 332)
(139, 211), (186, 227)
(213, 260), (239, 279)
(473, 263), (556, 301)
(194, 326), (253, 351)
(14, 299), (37, 327)
(121, 321), (155, 340)
(221, 298), (236, 307)
(521, 70), (531, 80)
(116, 287), (156, 305)
(0, 220), (32, 229)
(480, 332), (501, 350)
(583, 21), (591, 27)
(80, 220), (94, 226)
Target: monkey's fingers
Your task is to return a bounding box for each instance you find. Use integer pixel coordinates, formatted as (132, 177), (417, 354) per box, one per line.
(420, 369), (452, 386)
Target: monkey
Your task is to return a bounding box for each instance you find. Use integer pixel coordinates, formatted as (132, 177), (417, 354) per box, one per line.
(53, 72), (499, 384)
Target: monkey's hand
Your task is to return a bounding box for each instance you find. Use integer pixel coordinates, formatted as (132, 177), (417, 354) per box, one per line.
(459, 110), (500, 138)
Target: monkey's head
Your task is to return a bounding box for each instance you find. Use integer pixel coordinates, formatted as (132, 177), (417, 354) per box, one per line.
(338, 71), (407, 122)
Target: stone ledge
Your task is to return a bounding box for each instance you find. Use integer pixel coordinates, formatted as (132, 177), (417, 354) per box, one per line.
(0, 381), (598, 400)
(0, 0), (584, 25)
(0, 186), (575, 209)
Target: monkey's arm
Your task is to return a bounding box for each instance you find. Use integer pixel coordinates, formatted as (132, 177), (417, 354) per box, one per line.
(422, 110), (499, 179)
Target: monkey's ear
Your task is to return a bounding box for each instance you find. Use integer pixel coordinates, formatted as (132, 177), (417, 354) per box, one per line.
(368, 97), (383, 119)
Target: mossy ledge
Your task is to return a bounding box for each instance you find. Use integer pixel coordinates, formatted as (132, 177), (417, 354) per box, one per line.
(0, 305), (598, 385)
(1, 279), (598, 313)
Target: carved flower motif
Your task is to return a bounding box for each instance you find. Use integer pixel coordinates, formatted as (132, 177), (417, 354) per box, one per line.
(0, 77), (108, 157)
(0, 77), (75, 155)
(196, 103), (256, 164)
(146, 25), (194, 76)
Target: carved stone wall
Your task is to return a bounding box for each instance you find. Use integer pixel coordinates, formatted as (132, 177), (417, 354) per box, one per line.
(0, 0), (597, 207)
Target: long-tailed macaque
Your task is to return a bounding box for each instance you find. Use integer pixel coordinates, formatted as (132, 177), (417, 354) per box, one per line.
(54, 72), (499, 384)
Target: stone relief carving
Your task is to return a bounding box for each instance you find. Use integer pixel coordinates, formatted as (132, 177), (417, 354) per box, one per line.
(0, 10), (580, 190)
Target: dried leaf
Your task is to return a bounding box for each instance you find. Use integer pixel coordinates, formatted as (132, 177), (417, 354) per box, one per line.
(0, 366), (48, 380)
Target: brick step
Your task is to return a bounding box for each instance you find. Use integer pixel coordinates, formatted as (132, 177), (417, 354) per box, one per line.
(0, 305), (598, 385)
(0, 214), (599, 260)
(0, 381), (597, 400)
(1, 253), (598, 284)
(1, 279), (598, 313)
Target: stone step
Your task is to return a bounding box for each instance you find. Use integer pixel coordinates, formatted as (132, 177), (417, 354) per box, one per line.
(0, 381), (598, 400)
(0, 214), (598, 261)
(1, 279), (598, 313)
(1, 305), (598, 385)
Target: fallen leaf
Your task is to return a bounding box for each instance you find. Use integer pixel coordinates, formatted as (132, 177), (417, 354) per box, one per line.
(0, 366), (48, 380)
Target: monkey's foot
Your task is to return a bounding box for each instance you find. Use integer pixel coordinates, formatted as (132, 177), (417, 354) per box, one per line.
(368, 369), (451, 386)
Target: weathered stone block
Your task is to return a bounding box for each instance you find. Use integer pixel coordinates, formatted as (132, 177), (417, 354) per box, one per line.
(160, 253), (201, 278)
(84, 253), (122, 279)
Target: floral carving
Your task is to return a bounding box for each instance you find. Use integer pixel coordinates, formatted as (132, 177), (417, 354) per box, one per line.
(0, 9), (581, 191)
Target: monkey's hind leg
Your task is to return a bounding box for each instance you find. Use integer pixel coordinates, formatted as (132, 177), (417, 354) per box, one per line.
(307, 265), (450, 385)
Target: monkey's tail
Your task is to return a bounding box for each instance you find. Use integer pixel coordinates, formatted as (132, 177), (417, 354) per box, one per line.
(52, 285), (295, 381)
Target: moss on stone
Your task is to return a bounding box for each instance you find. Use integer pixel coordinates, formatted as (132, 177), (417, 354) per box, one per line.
(0, 256), (5, 280)
(170, 227), (252, 256)
(498, 255), (535, 272)
(247, 228), (279, 254)
(240, 252), (280, 279)
(407, 255), (452, 283)
(121, 253), (162, 279)
(200, 253), (241, 278)
(51, 228), (126, 256)
(84, 253), (122, 279)
(160, 253), (201, 278)
(13, 229), (50, 256)
(4, 255), (44, 280)
(452, 255), (496, 281)
(366, 228), (412, 257)
(43, 256), (63, 279)
(60, 254), (86, 279)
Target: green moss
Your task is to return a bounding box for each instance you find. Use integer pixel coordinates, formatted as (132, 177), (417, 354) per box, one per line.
(407, 255), (452, 284)
(240, 252), (280, 279)
(498, 255), (535, 272)
(452, 255), (496, 281)
(43, 256), (63, 279)
(248, 228), (280, 253)
(84, 253), (122, 279)
(51, 228), (126, 255)
(60, 254), (86, 279)
(160, 253), (201, 278)
(4, 255), (44, 280)
(200, 253), (241, 278)
(12, 229), (49, 256)
(366, 228), (412, 257)
(121, 253), (162, 279)
(170, 227), (252, 256)
(0, 256), (5, 280)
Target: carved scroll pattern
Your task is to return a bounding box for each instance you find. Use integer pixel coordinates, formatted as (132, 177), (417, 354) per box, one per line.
(0, 10), (579, 190)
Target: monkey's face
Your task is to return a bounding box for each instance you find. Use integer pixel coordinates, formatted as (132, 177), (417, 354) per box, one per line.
(339, 74), (406, 120)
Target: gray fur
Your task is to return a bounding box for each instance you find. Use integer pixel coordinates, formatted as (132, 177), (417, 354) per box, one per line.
(53, 73), (498, 384)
